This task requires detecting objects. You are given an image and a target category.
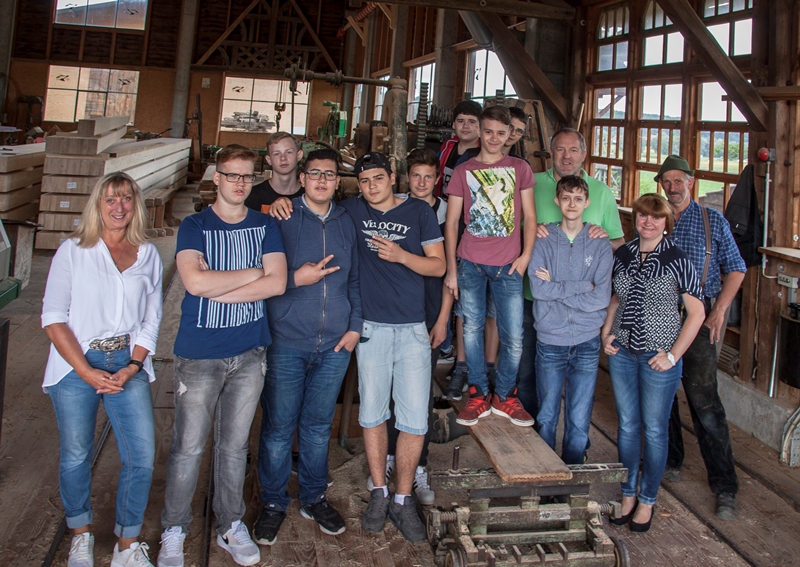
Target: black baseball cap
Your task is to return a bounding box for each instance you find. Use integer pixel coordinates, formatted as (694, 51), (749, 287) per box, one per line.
(354, 152), (393, 177)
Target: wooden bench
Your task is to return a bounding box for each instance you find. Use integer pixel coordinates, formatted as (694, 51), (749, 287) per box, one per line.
(142, 176), (185, 235)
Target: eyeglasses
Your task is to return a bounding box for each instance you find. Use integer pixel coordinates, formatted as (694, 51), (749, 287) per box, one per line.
(512, 128), (525, 137)
(305, 170), (338, 180)
(217, 171), (257, 183)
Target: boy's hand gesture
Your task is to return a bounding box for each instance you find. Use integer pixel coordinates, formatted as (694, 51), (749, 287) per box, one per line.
(294, 255), (339, 286)
(372, 235), (407, 264)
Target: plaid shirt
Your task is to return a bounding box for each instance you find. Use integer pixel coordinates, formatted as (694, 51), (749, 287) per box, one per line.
(669, 200), (746, 298)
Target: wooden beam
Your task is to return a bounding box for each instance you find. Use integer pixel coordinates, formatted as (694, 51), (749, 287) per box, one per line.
(657, 0), (768, 132)
(721, 86), (800, 101)
(288, 0), (338, 71)
(479, 12), (570, 124)
(77, 115), (130, 137)
(382, 0), (574, 21)
(196, 0), (262, 65)
(377, 3), (397, 29)
(345, 16), (367, 46)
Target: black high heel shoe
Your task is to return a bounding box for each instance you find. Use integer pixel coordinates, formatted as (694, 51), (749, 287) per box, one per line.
(630, 504), (654, 533)
(609, 500), (638, 526)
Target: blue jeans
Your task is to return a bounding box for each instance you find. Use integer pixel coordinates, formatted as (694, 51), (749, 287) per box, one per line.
(608, 344), (683, 506)
(258, 344), (351, 510)
(48, 349), (155, 538)
(162, 347), (266, 534)
(516, 298), (538, 416)
(457, 259), (523, 399)
(535, 336), (600, 465)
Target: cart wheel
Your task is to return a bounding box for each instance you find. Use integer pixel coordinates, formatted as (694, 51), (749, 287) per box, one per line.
(445, 547), (467, 567)
(610, 536), (631, 567)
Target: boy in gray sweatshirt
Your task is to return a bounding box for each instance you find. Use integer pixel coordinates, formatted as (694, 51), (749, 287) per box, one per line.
(528, 175), (612, 464)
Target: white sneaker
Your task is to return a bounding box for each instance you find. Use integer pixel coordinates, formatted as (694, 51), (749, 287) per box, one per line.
(68, 533), (94, 567)
(413, 466), (436, 506)
(111, 542), (154, 567)
(217, 520), (260, 566)
(157, 526), (186, 567)
(367, 455), (396, 491)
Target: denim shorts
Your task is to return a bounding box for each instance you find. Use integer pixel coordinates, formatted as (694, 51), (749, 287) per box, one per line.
(355, 320), (431, 435)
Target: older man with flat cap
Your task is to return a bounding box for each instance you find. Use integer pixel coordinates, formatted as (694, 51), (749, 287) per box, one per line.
(656, 155), (746, 520)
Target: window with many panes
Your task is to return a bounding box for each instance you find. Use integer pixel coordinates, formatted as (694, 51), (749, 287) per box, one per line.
(220, 77), (309, 135)
(637, 83), (683, 195)
(465, 49), (516, 102)
(590, 87), (627, 199)
(374, 75), (389, 121)
(642, 1), (684, 66)
(44, 65), (139, 123)
(596, 4), (629, 72)
(54, 0), (148, 31)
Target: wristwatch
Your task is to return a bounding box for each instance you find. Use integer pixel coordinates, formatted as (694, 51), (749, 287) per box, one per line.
(128, 359), (144, 372)
(666, 352), (676, 367)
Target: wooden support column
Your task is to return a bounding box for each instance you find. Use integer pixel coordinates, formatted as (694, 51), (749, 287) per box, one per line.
(390, 5), (409, 79)
(433, 9), (458, 107)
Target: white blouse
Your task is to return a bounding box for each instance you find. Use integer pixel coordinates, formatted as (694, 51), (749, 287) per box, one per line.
(41, 238), (163, 389)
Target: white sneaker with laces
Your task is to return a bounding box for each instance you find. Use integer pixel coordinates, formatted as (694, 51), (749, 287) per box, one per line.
(367, 455), (396, 491)
(217, 520), (260, 566)
(413, 466), (435, 505)
(111, 542), (154, 567)
(68, 532), (94, 567)
(157, 526), (186, 567)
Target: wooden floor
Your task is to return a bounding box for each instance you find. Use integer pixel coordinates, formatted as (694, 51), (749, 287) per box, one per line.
(1, 186), (799, 566)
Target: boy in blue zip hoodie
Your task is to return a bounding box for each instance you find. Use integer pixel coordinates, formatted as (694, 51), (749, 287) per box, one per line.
(528, 175), (612, 464)
(254, 149), (362, 545)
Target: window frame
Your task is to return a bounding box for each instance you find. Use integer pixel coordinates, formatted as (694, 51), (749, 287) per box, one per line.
(219, 76), (310, 135)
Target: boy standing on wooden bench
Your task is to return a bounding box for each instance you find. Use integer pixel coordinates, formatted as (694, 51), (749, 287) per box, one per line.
(444, 105), (537, 427)
(528, 175), (613, 464)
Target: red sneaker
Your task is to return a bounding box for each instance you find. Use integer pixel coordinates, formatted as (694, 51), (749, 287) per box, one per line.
(455, 386), (492, 426)
(491, 388), (535, 426)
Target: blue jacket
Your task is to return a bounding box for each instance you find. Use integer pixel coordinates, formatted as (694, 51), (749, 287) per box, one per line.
(267, 197), (362, 351)
(528, 223), (613, 346)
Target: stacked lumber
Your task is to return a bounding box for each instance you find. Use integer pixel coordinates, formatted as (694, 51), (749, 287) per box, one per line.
(0, 144), (46, 222)
(36, 116), (191, 249)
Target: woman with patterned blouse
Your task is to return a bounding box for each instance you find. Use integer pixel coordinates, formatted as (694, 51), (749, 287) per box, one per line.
(601, 193), (705, 533)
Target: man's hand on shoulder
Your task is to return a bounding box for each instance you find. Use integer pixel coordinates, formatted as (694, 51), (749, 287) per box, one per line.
(587, 224), (609, 239)
(536, 223), (550, 240)
(269, 197), (294, 220)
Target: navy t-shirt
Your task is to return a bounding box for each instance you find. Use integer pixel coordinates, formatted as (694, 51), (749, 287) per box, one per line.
(174, 207), (285, 359)
(340, 195), (443, 325)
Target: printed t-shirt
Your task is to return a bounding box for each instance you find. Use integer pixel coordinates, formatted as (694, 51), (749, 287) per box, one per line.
(340, 194), (443, 325)
(174, 206), (285, 359)
(445, 154), (534, 267)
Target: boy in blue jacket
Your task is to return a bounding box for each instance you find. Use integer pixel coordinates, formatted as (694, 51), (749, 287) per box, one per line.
(254, 149), (362, 545)
(528, 175), (612, 464)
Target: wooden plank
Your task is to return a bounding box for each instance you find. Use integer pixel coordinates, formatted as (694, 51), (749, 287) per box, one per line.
(41, 174), (99, 195)
(104, 139), (167, 158)
(76, 115), (130, 137)
(37, 212), (83, 232)
(42, 139), (191, 177)
(479, 12), (570, 124)
(39, 193), (91, 213)
(34, 230), (73, 249)
(45, 124), (128, 156)
(0, 201), (40, 222)
(0, 183), (41, 212)
(434, 375), (571, 482)
(382, 0), (575, 20)
(0, 144), (46, 173)
(658, 0), (768, 132)
(0, 166), (43, 193)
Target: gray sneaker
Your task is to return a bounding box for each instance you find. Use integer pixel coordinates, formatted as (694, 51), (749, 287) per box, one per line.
(442, 366), (468, 401)
(715, 492), (738, 520)
(388, 495), (427, 542)
(157, 527), (185, 567)
(662, 466), (681, 482)
(361, 488), (390, 532)
(413, 467), (435, 506)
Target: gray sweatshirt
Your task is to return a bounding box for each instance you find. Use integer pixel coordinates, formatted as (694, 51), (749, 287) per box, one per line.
(528, 222), (613, 346)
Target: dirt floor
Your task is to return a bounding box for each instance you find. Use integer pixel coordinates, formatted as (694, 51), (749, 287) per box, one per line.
(0, 186), (799, 566)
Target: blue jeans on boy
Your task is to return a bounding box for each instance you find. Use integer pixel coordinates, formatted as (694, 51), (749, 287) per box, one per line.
(608, 343), (683, 506)
(535, 336), (600, 465)
(457, 259), (523, 399)
(162, 347), (265, 534)
(48, 349), (155, 538)
(258, 344), (351, 510)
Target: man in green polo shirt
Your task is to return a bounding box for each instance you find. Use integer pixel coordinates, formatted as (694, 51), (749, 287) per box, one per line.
(517, 127), (624, 427)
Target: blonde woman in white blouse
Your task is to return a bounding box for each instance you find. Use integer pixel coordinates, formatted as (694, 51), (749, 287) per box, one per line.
(42, 172), (163, 567)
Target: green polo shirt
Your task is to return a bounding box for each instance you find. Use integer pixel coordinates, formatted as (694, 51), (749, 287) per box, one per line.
(524, 168), (624, 300)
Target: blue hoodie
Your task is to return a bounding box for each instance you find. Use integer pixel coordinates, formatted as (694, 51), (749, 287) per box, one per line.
(528, 222), (613, 346)
(267, 196), (362, 352)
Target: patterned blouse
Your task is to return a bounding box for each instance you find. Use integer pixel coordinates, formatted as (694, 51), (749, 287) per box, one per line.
(610, 237), (702, 354)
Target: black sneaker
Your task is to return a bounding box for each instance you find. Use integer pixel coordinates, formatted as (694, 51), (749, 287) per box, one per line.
(388, 495), (427, 542)
(442, 366), (468, 401)
(252, 504), (286, 546)
(715, 492), (738, 520)
(361, 488), (390, 532)
(300, 494), (346, 535)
